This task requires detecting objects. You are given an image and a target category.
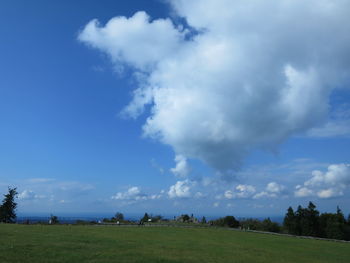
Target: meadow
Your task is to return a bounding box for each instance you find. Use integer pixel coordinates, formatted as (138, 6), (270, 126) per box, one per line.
(0, 224), (349, 263)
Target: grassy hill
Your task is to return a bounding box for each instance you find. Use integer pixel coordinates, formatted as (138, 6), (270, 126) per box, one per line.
(0, 224), (349, 262)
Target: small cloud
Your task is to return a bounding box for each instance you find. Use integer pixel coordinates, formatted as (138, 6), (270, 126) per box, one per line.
(194, 191), (204, 198)
(253, 191), (277, 199)
(213, 202), (220, 208)
(224, 184), (256, 199)
(294, 186), (314, 197)
(18, 190), (45, 200)
(317, 188), (341, 199)
(170, 155), (191, 178)
(111, 186), (148, 201)
(253, 182), (285, 199)
(168, 179), (194, 198)
(224, 190), (234, 199)
(149, 194), (162, 200)
(266, 182), (285, 194)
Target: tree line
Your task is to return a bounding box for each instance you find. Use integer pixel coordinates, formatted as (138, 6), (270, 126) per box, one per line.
(283, 202), (350, 240)
(1, 187), (350, 240)
(205, 202), (350, 241)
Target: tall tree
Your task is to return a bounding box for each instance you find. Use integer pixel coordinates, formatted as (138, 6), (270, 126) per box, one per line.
(0, 187), (18, 223)
(284, 207), (297, 234)
(306, 202), (320, 236)
(141, 213), (150, 223)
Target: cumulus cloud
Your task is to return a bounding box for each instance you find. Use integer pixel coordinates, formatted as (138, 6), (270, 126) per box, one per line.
(254, 182), (285, 199)
(78, 11), (185, 72)
(111, 186), (147, 201)
(266, 182), (285, 194)
(79, 0), (350, 177)
(223, 182), (286, 199)
(294, 186), (314, 198)
(294, 164), (350, 198)
(225, 184), (256, 199)
(170, 155), (191, 178)
(111, 186), (162, 201)
(168, 179), (194, 198)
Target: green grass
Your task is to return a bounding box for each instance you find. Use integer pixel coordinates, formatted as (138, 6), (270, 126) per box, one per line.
(0, 224), (349, 263)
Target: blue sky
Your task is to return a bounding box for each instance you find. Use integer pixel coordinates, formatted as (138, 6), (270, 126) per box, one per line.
(1, 0), (350, 219)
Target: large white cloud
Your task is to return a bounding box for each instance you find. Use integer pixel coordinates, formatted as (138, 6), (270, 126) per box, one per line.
(294, 164), (350, 198)
(79, 0), (350, 176)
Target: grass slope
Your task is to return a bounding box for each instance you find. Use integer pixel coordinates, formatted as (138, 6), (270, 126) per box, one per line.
(0, 224), (349, 263)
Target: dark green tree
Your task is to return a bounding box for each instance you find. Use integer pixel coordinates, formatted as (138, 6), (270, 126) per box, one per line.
(295, 205), (305, 235)
(306, 202), (320, 236)
(283, 207), (297, 234)
(114, 212), (124, 221)
(295, 202), (320, 236)
(201, 216), (207, 224)
(319, 206), (347, 240)
(344, 213), (350, 240)
(262, 218), (280, 233)
(141, 213), (150, 223)
(319, 212), (345, 239)
(336, 206), (346, 224)
(182, 214), (190, 222)
(223, 216), (239, 228)
(239, 218), (261, 230)
(0, 187), (18, 223)
(151, 215), (162, 222)
(212, 216), (239, 228)
(50, 214), (59, 224)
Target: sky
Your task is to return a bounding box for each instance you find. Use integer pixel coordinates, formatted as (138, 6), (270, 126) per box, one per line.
(1, 0), (350, 219)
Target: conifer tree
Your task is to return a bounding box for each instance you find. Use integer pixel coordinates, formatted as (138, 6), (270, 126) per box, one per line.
(0, 187), (18, 223)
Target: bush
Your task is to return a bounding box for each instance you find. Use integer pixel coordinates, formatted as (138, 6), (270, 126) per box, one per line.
(212, 216), (239, 228)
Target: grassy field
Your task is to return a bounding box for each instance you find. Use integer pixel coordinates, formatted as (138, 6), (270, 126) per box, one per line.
(0, 224), (349, 263)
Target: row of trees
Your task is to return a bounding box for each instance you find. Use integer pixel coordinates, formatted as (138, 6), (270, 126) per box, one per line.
(1, 187), (350, 241)
(283, 202), (350, 240)
(209, 216), (280, 232)
(102, 212), (165, 224)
